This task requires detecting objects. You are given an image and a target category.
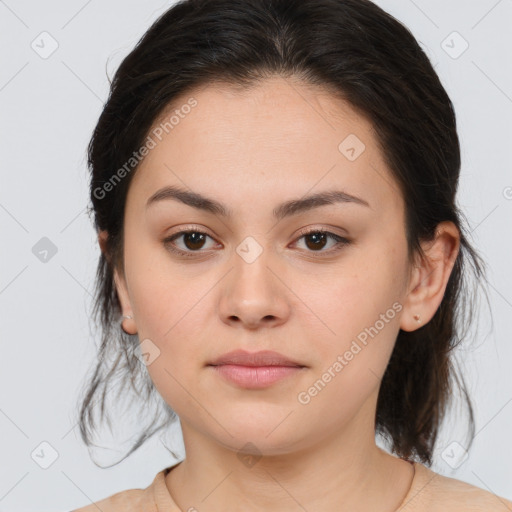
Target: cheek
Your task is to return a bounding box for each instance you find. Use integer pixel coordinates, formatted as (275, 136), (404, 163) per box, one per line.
(122, 236), (213, 394)
(130, 270), (213, 365)
(302, 237), (408, 375)
(288, 281), (403, 426)
(131, 273), (213, 417)
(124, 229), (204, 337)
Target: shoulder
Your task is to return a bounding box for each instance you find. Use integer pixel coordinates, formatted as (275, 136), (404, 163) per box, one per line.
(71, 488), (149, 512)
(70, 470), (163, 512)
(400, 461), (512, 512)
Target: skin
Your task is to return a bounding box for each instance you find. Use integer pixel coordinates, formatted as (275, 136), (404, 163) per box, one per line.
(100, 76), (460, 511)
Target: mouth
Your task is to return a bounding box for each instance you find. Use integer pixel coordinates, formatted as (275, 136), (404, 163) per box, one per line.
(207, 349), (306, 389)
(207, 349), (305, 368)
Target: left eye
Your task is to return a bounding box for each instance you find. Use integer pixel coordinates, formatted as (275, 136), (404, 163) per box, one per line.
(293, 228), (350, 253)
(163, 227), (350, 257)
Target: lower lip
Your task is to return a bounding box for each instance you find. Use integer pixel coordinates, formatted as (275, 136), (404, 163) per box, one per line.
(209, 364), (304, 389)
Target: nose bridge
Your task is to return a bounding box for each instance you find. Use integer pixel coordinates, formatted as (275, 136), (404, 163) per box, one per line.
(235, 234), (267, 267)
(231, 233), (278, 296)
(219, 233), (290, 326)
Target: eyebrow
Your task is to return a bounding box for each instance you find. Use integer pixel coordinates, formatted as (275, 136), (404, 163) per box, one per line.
(146, 185), (370, 220)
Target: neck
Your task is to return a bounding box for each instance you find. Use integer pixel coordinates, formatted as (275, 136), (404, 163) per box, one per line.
(165, 395), (415, 511)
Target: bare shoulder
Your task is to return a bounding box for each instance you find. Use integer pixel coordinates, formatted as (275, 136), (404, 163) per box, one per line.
(407, 462), (512, 511)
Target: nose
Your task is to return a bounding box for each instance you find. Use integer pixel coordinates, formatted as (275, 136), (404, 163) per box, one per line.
(218, 253), (291, 330)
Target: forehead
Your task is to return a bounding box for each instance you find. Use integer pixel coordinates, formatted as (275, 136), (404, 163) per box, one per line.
(128, 76), (402, 219)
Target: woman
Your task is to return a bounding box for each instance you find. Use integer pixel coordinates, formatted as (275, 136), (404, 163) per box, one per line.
(72, 0), (512, 510)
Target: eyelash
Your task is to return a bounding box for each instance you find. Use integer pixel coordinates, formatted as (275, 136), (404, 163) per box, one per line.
(163, 226), (350, 259)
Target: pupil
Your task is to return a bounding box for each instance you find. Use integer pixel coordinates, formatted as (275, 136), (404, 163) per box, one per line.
(306, 232), (327, 250)
(185, 232), (205, 250)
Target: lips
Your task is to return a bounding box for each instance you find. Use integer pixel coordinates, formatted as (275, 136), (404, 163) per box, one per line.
(207, 349), (306, 389)
(208, 349), (305, 368)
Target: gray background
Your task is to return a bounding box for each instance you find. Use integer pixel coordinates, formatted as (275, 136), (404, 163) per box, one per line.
(1, 0), (511, 510)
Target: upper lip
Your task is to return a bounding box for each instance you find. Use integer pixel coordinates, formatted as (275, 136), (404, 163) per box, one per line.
(208, 349), (305, 367)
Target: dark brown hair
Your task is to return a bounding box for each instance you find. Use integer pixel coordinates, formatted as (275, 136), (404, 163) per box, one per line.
(78, 0), (488, 467)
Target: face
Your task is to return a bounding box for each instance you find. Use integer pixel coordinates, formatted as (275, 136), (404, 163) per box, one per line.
(113, 76), (414, 456)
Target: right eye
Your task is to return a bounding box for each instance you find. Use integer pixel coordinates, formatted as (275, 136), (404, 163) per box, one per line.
(163, 228), (220, 257)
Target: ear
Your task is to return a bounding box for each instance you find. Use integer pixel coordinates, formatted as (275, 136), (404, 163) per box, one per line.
(98, 230), (137, 335)
(399, 221), (460, 332)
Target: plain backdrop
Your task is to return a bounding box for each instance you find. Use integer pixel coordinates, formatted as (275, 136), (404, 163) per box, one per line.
(1, 0), (511, 510)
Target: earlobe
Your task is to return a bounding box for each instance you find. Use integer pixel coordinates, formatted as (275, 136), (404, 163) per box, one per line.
(99, 230), (138, 334)
(399, 221), (460, 332)
(113, 267), (138, 335)
(399, 262), (425, 332)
